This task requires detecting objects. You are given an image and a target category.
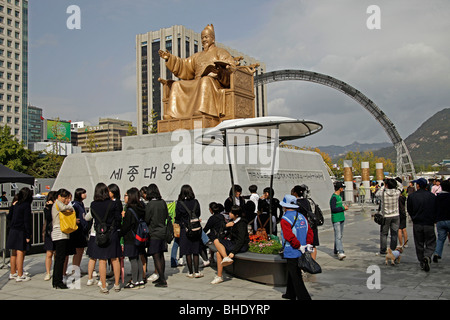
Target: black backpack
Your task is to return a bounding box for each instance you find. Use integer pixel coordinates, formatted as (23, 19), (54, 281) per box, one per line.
(91, 202), (113, 248)
(297, 199), (319, 229)
(179, 201), (202, 240)
(129, 208), (149, 247)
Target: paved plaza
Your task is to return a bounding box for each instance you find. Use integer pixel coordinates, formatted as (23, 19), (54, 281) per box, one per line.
(1, 203), (449, 302)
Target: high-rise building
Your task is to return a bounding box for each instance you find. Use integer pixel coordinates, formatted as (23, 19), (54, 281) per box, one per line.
(136, 25), (267, 135)
(27, 104), (43, 144)
(0, 0), (28, 143)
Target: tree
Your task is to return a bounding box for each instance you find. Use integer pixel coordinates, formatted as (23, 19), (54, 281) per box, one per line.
(0, 125), (37, 173)
(335, 150), (395, 178)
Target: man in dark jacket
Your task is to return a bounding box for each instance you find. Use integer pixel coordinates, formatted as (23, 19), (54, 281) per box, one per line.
(407, 178), (437, 272)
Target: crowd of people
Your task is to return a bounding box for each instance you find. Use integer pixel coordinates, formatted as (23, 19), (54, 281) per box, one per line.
(5, 176), (449, 299)
(331, 176), (450, 273)
(5, 182), (321, 299)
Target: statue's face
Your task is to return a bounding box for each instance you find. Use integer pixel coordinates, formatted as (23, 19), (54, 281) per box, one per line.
(201, 30), (215, 50)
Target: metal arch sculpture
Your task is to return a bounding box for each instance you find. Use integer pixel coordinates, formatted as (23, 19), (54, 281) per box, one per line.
(254, 69), (416, 179)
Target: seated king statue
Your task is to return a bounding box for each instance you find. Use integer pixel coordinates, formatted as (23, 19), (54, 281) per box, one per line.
(158, 24), (236, 120)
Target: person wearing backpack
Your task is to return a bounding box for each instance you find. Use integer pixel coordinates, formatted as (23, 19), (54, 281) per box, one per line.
(175, 184), (203, 278)
(292, 185), (320, 260)
(88, 182), (123, 294)
(120, 187), (147, 289)
(145, 184), (170, 287)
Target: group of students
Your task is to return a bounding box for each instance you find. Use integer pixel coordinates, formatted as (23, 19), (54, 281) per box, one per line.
(5, 182), (318, 300)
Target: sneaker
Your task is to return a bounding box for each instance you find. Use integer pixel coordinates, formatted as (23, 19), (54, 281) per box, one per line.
(114, 284), (121, 292)
(221, 257), (234, 267)
(9, 273), (17, 280)
(338, 253), (346, 260)
(124, 281), (139, 289)
(194, 272), (204, 278)
(433, 254), (441, 263)
(99, 287), (109, 294)
(186, 273), (194, 278)
(177, 258), (185, 266)
(16, 275), (31, 282)
(423, 257), (431, 272)
(148, 273), (159, 282)
(211, 276), (223, 284)
(44, 273), (52, 281)
(86, 278), (98, 286)
(201, 260), (210, 268)
(154, 280), (168, 288)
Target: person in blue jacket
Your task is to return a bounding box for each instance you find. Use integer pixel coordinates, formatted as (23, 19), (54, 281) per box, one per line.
(280, 194), (313, 300)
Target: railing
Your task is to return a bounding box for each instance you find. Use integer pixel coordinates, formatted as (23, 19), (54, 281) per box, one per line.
(0, 200), (47, 268)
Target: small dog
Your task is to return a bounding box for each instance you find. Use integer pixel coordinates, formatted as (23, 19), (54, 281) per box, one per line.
(385, 246), (403, 265)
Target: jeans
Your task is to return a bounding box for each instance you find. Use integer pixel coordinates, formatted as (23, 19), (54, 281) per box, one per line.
(380, 216), (399, 254)
(333, 220), (345, 254)
(435, 220), (450, 257)
(170, 238), (180, 267)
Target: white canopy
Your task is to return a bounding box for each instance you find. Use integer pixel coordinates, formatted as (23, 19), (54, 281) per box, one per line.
(195, 116), (323, 146)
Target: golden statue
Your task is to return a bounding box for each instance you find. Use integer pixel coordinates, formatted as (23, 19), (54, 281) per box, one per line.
(158, 24), (237, 120)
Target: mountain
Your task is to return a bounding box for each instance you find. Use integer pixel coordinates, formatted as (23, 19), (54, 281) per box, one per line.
(317, 141), (391, 159)
(374, 108), (450, 167)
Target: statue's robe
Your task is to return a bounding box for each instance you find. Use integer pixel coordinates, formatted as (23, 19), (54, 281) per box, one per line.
(165, 46), (235, 119)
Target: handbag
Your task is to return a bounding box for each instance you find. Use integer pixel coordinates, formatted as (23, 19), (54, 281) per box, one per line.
(173, 223), (181, 238)
(57, 203), (78, 234)
(298, 251), (322, 274)
(256, 215), (269, 240)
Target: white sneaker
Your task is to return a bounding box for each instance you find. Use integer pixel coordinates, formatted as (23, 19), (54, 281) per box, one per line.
(16, 275), (31, 282)
(177, 258), (185, 266)
(201, 261), (210, 268)
(87, 278), (98, 286)
(221, 257), (234, 267)
(9, 273), (17, 280)
(194, 272), (204, 278)
(211, 276), (223, 284)
(186, 273), (194, 278)
(44, 273), (52, 281)
(338, 253), (346, 260)
(148, 273), (159, 282)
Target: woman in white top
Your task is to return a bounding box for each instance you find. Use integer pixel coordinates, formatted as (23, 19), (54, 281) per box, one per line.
(51, 189), (74, 289)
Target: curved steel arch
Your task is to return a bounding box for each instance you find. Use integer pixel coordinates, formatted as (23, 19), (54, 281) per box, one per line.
(254, 69), (416, 179)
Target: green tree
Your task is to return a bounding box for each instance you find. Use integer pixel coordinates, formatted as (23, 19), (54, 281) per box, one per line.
(0, 125), (37, 173)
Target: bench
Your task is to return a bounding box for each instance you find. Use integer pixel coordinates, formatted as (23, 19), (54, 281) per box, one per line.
(224, 251), (287, 286)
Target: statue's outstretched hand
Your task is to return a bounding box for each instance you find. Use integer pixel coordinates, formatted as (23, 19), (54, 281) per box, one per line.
(158, 49), (170, 61)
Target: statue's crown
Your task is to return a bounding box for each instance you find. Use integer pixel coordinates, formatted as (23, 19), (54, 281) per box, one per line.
(204, 24), (215, 35)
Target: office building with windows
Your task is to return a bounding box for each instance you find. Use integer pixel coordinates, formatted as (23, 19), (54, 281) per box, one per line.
(136, 25), (267, 135)
(0, 0), (28, 143)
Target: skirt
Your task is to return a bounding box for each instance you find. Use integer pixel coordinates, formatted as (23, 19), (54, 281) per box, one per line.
(6, 228), (30, 252)
(218, 238), (249, 255)
(179, 228), (202, 256)
(87, 230), (122, 260)
(69, 227), (88, 248)
(123, 243), (146, 258)
(44, 233), (55, 251)
(147, 238), (168, 256)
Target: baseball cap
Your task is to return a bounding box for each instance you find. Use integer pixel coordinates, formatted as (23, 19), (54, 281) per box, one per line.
(412, 178), (427, 188)
(280, 194), (299, 209)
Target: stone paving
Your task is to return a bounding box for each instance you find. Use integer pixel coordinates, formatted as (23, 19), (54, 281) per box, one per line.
(0, 203), (449, 301)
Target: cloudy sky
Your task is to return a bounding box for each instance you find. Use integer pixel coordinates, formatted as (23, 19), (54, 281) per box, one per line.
(28, 0), (450, 147)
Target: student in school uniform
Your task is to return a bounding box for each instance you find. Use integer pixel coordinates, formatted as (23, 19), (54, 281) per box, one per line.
(6, 187), (33, 282)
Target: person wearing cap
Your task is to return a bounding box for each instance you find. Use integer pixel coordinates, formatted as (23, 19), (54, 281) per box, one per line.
(330, 182), (348, 260)
(280, 194), (313, 300)
(407, 178), (437, 272)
